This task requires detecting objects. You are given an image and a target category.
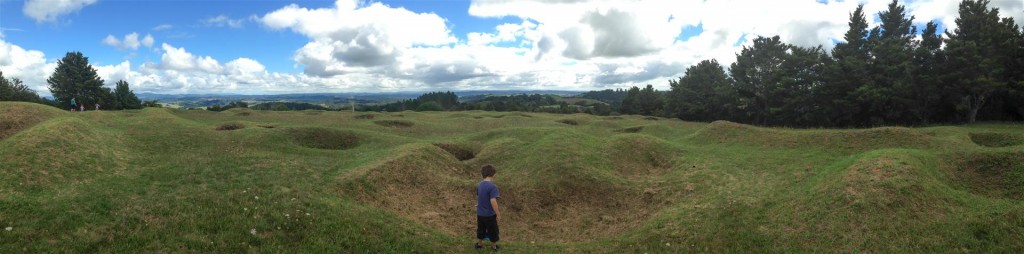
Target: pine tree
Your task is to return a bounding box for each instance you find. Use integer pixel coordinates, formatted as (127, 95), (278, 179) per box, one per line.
(860, 0), (917, 125)
(47, 52), (108, 109)
(730, 36), (790, 125)
(114, 80), (143, 109)
(668, 59), (735, 122)
(944, 0), (1018, 123)
(822, 4), (871, 126)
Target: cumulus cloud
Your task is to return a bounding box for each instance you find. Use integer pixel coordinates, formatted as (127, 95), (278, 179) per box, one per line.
(261, 0), (456, 77)
(103, 32), (155, 50)
(23, 0), (98, 23)
(0, 38), (57, 94)
(202, 15), (246, 28)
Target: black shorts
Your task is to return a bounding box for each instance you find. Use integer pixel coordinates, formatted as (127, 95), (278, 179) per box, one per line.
(476, 215), (499, 242)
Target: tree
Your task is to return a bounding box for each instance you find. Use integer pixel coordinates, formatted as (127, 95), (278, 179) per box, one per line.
(731, 36), (790, 125)
(47, 52), (108, 109)
(944, 0), (1019, 123)
(822, 4), (871, 126)
(859, 0), (917, 125)
(620, 86), (642, 115)
(913, 21), (948, 124)
(415, 101), (444, 111)
(113, 80), (143, 109)
(780, 45), (829, 126)
(0, 71), (43, 103)
(668, 59), (736, 122)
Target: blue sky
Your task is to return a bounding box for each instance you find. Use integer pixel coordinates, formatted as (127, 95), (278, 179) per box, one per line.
(1, 0), (519, 72)
(1, 0), (1021, 94)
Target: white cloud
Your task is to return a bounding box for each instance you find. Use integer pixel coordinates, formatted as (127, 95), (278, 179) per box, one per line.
(0, 38), (57, 95)
(153, 24), (174, 31)
(23, 0), (98, 23)
(103, 32), (156, 50)
(261, 0), (456, 76)
(203, 15), (246, 28)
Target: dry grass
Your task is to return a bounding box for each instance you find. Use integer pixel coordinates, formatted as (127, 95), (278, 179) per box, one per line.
(214, 122), (245, 131)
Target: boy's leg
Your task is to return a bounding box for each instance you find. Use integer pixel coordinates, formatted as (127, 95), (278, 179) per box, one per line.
(476, 215), (487, 243)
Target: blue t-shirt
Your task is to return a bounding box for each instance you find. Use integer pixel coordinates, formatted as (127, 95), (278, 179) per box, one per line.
(477, 180), (500, 216)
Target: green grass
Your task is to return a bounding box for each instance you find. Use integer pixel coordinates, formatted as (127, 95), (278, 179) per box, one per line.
(1, 102), (1022, 252)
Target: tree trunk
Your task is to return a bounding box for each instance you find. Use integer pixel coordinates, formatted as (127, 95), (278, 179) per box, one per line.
(964, 93), (986, 124)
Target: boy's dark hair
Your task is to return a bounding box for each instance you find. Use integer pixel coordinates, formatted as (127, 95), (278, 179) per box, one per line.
(481, 165), (496, 178)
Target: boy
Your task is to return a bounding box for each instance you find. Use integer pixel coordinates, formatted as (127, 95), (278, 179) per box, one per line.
(475, 165), (501, 251)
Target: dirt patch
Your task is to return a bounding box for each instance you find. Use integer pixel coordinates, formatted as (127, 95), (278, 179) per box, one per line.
(341, 144), (670, 244)
(215, 122), (245, 131)
(556, 119), (579, 125)
(605, 116), (623, 120)
(615, 126), (644, 133)
(969, 132), (1024, 147)
(374, 120), (414, 128)
(948, 151), (1024, 200)
(433, 143), (476, 161)
(285, 127), (360, 150)
(257, 125), (275, 129)
(234, 112), (251, 116)
(354, 114), (376, 120)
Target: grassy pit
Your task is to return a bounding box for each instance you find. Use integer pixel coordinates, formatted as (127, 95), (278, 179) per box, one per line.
(284, 127), (361, 150)
(215, 122), (246, 131)
(373, 120), (414, 128)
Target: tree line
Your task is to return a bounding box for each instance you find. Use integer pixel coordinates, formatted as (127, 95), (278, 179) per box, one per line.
(623, 0), (1023, 127)
(0, 51), (147, 110)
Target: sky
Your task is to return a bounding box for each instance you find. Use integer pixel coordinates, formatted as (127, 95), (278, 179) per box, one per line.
(1, 0), (1022, 95)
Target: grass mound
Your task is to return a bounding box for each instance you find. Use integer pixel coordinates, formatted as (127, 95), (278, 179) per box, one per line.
(602, 134), (677, 177)
(948, 151), (1024, 200)
(354, 114), (376, 119)
(374, 120), (414, 128)
(691, 120), (934, 152)
(344, 133), (672, 243)
(285, 127), (361, 150)
(257, 124), (275, 129)
(0, 102), (67, 140)
(433, 143), (476, 161)
(969, 132), (1024, 147)
(0, 117), (128, 189)
(235, 111), (251, 116)
(215, 122), (245, 131)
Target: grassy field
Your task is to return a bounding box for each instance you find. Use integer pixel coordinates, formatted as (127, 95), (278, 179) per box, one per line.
(1, 101), (1022, 253)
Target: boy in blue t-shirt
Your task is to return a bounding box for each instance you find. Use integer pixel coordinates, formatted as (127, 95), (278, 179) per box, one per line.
(475, 165), (501, 251)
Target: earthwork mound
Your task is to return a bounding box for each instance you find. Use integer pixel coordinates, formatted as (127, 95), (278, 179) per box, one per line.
(234, 112), (251, 116)
(602, 134), (676, 177)
(215, 122), (245, 131)
(342, 143), (672, 243)
(285, 127), (360, 150)
(354, 114), (376, 120)
(969, 132), (1024, 147)
(691, 121), (933, 151)
(0, 102), (66, 140)
(374, 120), (414, 128)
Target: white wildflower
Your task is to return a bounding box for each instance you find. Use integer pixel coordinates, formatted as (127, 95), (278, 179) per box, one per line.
(254, 196), (259, 200)
(4, 227), (11, 231)
(250, 228), (256, 235)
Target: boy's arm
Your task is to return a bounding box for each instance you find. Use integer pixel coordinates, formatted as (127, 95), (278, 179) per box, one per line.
(490, 198), (500, 221)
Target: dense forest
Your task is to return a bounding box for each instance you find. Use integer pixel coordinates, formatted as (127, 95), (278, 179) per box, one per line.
(627, 0), (1024, 127)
